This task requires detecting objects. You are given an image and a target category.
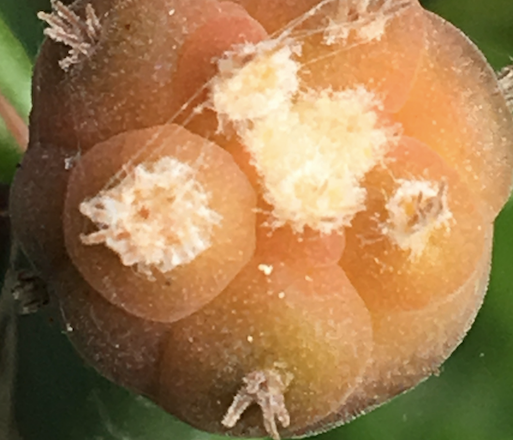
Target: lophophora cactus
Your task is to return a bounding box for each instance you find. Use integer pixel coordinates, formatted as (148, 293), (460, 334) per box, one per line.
(9, 0), (513, 439)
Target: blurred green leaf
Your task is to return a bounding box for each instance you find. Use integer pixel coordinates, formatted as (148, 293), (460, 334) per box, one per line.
(428, 0), (513, 70)
(0, 17), (31, 115)
(0, 14), (32, 183)
(0, 0), (50, 60)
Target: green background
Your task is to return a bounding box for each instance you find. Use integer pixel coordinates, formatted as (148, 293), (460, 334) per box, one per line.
(1, 1), (513, 439)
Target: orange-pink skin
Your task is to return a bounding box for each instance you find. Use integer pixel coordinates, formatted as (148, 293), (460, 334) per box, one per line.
(256, 219), (346, 270)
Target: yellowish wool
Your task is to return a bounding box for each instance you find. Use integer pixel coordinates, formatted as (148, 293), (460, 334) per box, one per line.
(212, 40), (399, 233)
(80, 156), (222, 278)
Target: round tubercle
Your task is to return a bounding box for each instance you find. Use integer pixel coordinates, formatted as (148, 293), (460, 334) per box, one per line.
(63, 123), (256, 323)
(341, 136), (487, 312)
(157, 257), (373, 438)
